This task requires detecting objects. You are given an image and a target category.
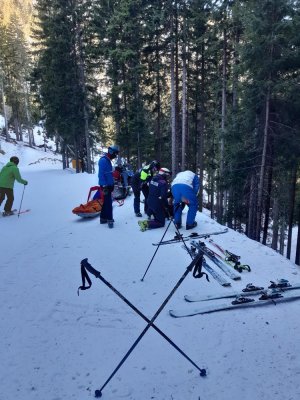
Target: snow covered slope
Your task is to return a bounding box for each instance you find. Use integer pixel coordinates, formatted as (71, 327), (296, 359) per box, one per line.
(0, 139), (300, 400)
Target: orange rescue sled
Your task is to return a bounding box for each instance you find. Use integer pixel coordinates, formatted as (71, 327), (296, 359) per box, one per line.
(72, 186), (104, 218)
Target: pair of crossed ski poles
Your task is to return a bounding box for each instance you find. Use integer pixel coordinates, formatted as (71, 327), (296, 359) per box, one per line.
(78, 212), (207, 398)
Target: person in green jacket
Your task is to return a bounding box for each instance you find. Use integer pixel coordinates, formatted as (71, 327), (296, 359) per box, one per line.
(0, 156), (28, 216)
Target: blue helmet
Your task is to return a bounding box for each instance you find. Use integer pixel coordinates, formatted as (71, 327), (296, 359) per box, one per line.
(108, 145), (119, 156)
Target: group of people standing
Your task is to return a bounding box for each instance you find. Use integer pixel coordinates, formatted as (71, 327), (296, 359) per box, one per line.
(98, 145), (200, 231)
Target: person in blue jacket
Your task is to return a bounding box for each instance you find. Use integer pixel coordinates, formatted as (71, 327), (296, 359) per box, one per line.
(98, 145), (119, 228)
(171, 170), (200, 230)
(138, 168), (171, 231)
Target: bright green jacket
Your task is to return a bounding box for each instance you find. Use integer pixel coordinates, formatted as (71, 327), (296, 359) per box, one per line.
(0, 162), (27, 189)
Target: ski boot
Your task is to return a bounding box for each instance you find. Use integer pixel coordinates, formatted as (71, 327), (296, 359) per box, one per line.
(135, 212), (143, 217)
(107, 220), (114, 229)
(138, 220), (149, 232)
(2, 210), (15, 217)
(186, 221), (197, 230)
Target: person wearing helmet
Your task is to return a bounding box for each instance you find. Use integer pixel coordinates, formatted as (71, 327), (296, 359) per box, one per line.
(131, 160), (160, 217)
(0, 156), (28, 216)
(98, 145), (119, 228)
(171, 170), (200, 230)
(138, 168), (171, 232)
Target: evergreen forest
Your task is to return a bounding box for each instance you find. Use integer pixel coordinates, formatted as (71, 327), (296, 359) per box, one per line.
(0, 0), (300, 263)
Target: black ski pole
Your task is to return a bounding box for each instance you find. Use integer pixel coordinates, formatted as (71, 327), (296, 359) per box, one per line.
(18, 185), (26, 218)
(140, 217), (173, 281)
(140, 203), (182, 281)
(79, 253), (206, 398)
(79, 259), (206, 394)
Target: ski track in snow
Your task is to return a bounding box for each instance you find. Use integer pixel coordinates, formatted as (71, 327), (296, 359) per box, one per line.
(0, 140), (300, 400)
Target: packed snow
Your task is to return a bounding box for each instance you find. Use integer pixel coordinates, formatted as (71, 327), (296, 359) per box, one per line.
(0, 137), (300, 400)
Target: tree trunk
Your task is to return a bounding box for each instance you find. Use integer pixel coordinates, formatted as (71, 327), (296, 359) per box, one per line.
(217, 28), (227, 224)
(256, 87), (271, 241)
(14, 118), (21, 141)
(24, 81), (34, 147)
(181, 35), (187, 170)
(247, 173), (258, 239)
(197, 45), (205, 213)
(262, 164), (273, 244)
(271, 197), (279, 251)
(286, 166), (297, 259)
(171, 13), (176, 177)
(296, 202), (300, 265)
(155, 34), (162, 162)
(74, 8), (92, 174)
(1, 78), (9, 142)
(174, 1), (180, 173)
(279, 221), (286, 255)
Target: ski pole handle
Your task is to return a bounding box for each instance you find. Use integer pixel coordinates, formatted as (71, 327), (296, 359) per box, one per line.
(81, 258), (101, 278)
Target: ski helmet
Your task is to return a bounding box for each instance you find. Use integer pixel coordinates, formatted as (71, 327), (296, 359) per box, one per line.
(150, 160), (160, 171)
(108, 145), (119, 156)
(158, 167), (171, 177)
(10, 156), (19, 165)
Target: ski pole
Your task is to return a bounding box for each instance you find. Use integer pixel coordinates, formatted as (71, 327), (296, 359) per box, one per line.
(79, 259), (206, 394)
(140, 203), (182, 281)
(79, 253), (206, 398)
(18, 185), (26, 218)
(140, 217), (173, 281)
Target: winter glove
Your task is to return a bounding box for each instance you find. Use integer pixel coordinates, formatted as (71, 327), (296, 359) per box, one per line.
(24, 180), (28, 186)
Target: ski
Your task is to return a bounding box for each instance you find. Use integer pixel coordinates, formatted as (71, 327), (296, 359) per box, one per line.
(207, 239), (251, 273)
(152, 228), (228, 246)
(202, 259), (231, 287)
(1, 209), (30, 217)
(182, 244), (231, 287)
(170, 290), (300, 318)
(190, 240), (241, 281)
(18, 209), (31, 215)
(184, 281), (300, 303)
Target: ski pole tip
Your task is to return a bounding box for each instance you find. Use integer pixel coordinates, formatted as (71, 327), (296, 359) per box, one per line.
(200, 369), (207, 377)
(95, 389), (102, 397)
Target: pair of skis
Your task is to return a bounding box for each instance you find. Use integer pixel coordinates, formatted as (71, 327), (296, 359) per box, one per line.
(183, 244), (232, 287)
(207, 238), (251, 273)
(152, 228), (229, 246)
(190, 240), (241, 281)
(169, 281), (300, 317)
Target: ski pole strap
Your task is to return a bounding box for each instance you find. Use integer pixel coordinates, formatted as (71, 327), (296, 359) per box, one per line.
(78, 258), (101, 295)
(192, 253), (209, 281)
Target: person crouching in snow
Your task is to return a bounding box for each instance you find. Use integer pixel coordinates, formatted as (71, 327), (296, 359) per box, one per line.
(138, 168), (171, 232)
(0, 156), (28, 216)
(131, 160), (160, 217)
(171, 170), (200, 230)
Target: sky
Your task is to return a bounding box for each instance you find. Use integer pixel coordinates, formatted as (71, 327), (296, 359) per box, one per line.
(0, 130), (300, 400)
